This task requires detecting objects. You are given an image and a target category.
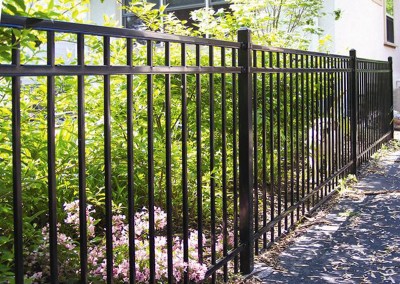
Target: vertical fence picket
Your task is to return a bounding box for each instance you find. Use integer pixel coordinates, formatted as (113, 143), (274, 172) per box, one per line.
(181, 42), (189, 284)
(289, 53), (295, 224)
(103, 35), (113, 284)
(11, 32), (23, 284)
(232, 47), (239, 273)
(165, 41), (173, 284)
(77, 33), (88, 283)
(300, 54), (305, 214)
(317, 56), (323, 200)
(322, 56), (328, 197)
(269, 50), (275, 243)
(195, 44), (204, 265)
(209, 44), (216, 283)
(295, 54), (300, 219)
(146, 39), (155, 284)
(276, 52), (282, 236)
(309, 55), (315, 208)
(47, 30), (59, 284)
(305, 55), (310, 212)
(221, 46), (229, 281)
(283, 53), (288, 230)
(126, 37), (136, 284)
(253, 49), (259, 254)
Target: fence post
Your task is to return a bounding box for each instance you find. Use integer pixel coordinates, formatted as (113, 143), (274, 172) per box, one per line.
(349, 49), (358, 174)
(237, 27), (254, 275)
(389, 56), (394, 139)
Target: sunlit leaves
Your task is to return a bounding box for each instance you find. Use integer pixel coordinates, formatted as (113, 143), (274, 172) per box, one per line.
(190, 0), (324, 49)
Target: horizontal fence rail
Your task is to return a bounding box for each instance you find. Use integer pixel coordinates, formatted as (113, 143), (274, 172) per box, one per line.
(0, 15), (393, 283)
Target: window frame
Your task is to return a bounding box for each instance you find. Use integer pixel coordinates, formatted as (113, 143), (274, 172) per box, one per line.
(384, 0), (396, 46)
(123, 0), (228, 15)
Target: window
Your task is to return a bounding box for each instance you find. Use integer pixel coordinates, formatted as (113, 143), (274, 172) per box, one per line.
(166, 0), (205, 9)
(122, 0), (228, 28)
(385, 0), (395, 44)
(122, 0), (144, 29)
(124, 0), (227, 14)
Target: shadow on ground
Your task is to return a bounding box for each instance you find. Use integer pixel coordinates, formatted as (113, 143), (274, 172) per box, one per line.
(251, 138), (400, 284)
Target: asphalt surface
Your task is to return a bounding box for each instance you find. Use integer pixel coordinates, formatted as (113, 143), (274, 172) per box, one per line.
(251, 137), (400, 283)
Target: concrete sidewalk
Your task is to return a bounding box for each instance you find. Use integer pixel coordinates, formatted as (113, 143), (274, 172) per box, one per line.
(251, 136), (400, 283)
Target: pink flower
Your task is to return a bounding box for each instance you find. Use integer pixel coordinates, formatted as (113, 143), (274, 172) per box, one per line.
(58, 233), (76, 250)
(31, 271), (43, 280)
(26, 203), (208, 283)
(154, 207), (167, 230)
(64, 200), (96, 237)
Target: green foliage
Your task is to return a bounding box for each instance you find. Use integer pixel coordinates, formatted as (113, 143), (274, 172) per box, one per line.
(337, 174), (357, 194)
(333, 9), (342, 21)
(2, 0), (90, 21)
(123, 0), (324, 49)
(195, 0), (324, 48)
(121, 0), (196, 36)
(386, 0), (394, 15)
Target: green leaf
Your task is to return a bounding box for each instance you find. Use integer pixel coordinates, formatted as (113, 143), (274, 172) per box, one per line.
(11, 29), (21, 39)
(72, 9), (78, 19)
(48, 0), (55, 11)
(14, 0), (26, 11)
(3, 3), (19, 15)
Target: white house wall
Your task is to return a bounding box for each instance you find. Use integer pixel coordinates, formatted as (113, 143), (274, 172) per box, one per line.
(318, 0), (400, 110)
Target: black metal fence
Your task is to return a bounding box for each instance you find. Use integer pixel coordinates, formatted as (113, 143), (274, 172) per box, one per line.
(0, 15), (393, 283)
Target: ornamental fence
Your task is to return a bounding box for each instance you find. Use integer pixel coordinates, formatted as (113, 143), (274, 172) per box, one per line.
(0, 14), (393, 283)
